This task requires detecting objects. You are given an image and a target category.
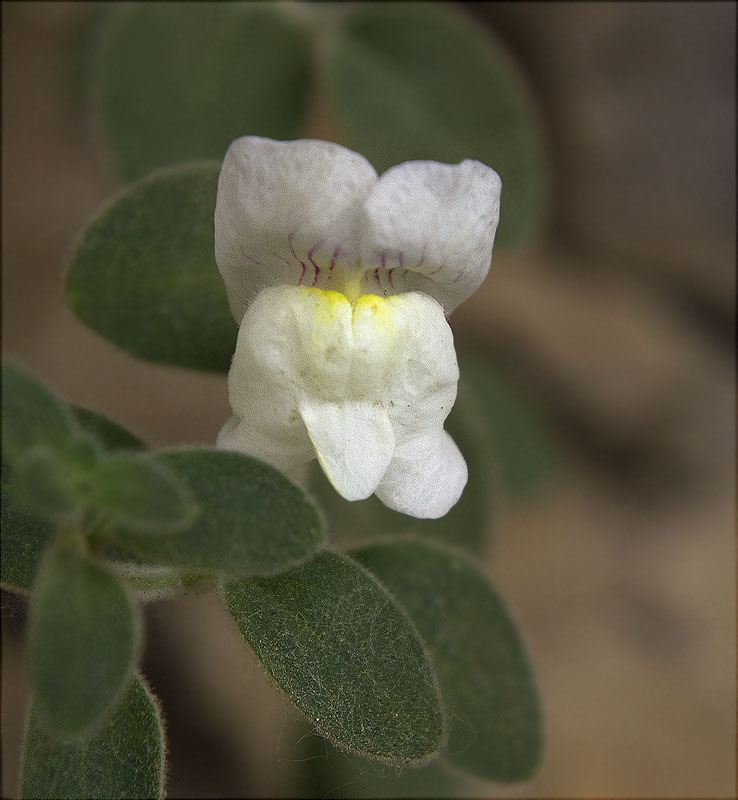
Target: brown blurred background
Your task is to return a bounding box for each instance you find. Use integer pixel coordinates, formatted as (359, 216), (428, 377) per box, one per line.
(2, 2), (735, 797)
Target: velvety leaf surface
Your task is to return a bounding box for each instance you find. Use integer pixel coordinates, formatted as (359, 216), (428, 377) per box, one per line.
(0, 363), (74, 591)
(0, 459), (55, 593)
(94, 3), (312, 181)
(20, 677), (164, 800)
(327, 3), (545, 249)
(12, 447), (79, 517)
(66, 163), (237, 372)
(85, 453), (194, 532)
(110, 449), (324, 576)
(71, 405), (146, 452)
(225, 550), (444, 763)
(28, 540), (141, 735)
(1, 363), (74, 461)
(352, 539), (542, 782)
(294, 721), (462, 799)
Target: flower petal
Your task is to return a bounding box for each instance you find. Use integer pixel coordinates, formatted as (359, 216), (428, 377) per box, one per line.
(215, 137), (378, 321)
(375, 431), (468, 519)
(219, 286), (353, 472)
(374, 293), (459, 443)
(300, 399), (395, 501)
(359, 159), (501, 313)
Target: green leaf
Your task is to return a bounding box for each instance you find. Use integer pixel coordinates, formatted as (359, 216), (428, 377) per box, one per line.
(293, 720), (463, 799)
(0, 459), (55, 593)
(352, 539), (542, 782)
(326, 3), (545, 248)
(109, 448), (324, 576)
(71, 405), (146, 452)
(20, 676), (165, 800)
(94, 3), (312, 181)
(12, 447), (79, 517)
(84, 453), (194, 532)
(66, 163), (237, 372)
(225, 550), (445, 764)
(1, 363), (75, 462)
(28, 540), (141, 736)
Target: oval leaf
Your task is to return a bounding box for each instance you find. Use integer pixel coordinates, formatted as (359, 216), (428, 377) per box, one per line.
(352, 538), (542, 782)
(1, 363), (74, 462)
(225, 550), (445, 764)
(327, 3), (545, 248)
(66, 163), (237, 372)
(94, 3), (312, 181)
(20, 676), (165, 800)
(109, 448), (324, 576)
(28, 540), (141, 735)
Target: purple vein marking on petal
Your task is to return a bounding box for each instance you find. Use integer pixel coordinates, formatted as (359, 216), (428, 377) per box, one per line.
(329, 246), (340, 273)
(380, 252), (387, 269)
(387, 268), (395, 287)
(308, 243), (322, 286)
(374, 268), (381, 286)
(239, 243), (262, 266)
(288, 232), (307, 284)
(415, 247), (426, 271)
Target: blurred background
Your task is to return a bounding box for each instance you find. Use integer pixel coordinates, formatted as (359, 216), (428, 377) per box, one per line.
(2, 2), (735, 797)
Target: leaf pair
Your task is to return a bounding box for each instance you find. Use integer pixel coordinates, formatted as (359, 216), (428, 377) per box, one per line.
(226, 539), (541, 781)
(2, 362), (191, 533)
(1, 363), (326, 594)
(5, 365), (330, 797)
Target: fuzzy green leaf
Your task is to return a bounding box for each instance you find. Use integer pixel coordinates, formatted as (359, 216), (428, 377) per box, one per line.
(327, 3), (545, 248)
(352, 539), (542, 782)
(0, 363), (77, 592)
(71, 405), (146, 452)
(0, 459), (55, 593)
(28, 540), (141, 736)
(66, 163), (237, 372)
(109, 449), (324, 576)
(293, 719), (463, 799)
(12, 447), (79, 517)
(20, 676), (165, 800)
(83, 453), (194, 532)
(225, 550), (445, 764)
(1, 363), (75, 462)
(94, 3), (312, 182)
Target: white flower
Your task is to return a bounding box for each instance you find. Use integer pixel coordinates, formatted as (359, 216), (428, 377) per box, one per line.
(215, 137), (501, 519)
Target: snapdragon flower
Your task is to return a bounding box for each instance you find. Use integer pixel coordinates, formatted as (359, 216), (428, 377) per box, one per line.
(215, 137), (501, 519)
